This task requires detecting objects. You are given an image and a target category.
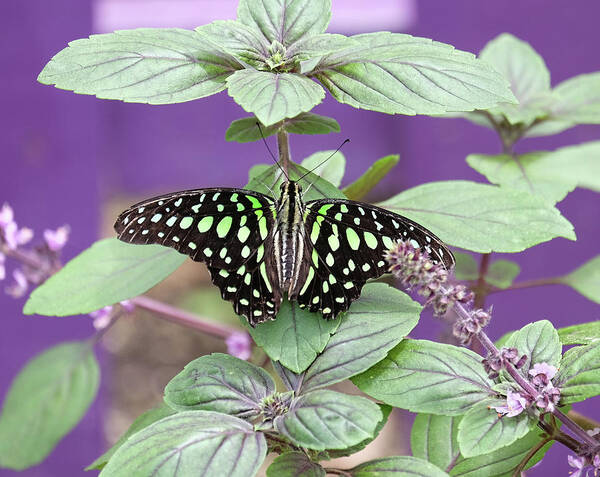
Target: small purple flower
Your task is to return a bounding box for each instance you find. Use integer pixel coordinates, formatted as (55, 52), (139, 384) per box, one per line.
(44, 226), (70, 252)
(5, 269), (28, 298)
(120, 300), (135, 313)
(226, 331), (252, 360)
(529, 362), (557, 381)
(0, 204), (14, 228)
(0, 253), (5, 281)
(568, 454), (587, 477)
(492, 390), (528, 417)
(90, 305), (114, 330)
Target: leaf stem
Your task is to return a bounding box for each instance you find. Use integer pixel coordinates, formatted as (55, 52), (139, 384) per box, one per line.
(277, 129), (291, 177)
(324, 468), (353, 476)
(473, 253), (491, 308)
(130, 295), (239, 339)
(511, 434), (553, 477)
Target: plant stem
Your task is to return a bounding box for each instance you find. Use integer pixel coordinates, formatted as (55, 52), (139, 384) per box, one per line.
(130, 295), (239, 339)
(324, 469), (353, 476)
(568, 410), (600, 432)
(277, 129), (291, 177)
(473, 253), (491, 308)
(511, 435), (553, 477)
(489, 276), (563, 294)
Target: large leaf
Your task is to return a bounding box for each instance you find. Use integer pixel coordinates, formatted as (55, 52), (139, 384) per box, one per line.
(300, 150), (346, 188)
(196, 20), (268, 67)
(164, 353), (275, 417)
(377, 180), (575, 253)
(38, 29), (239, 104)
(24, 238), (186, 316)
(298, 284), (421, 393)
(342, 155), (400, 201)
(266, 452), (325, 477)
(561, 255), (600, 304)
(353, 340), (494, 415)
(275, 390), (381, 450)
(309, 32), (516, 116)
(503, 320), (562, 377)
(526, 72), (600, 137)
(350, 456), (450, 477)
(557, 321), (600, 346)
(237, 0), (331, 46)
(554, 342), (600, 404)
(227, 70), (325, 126)
(246, 300), (340, 374)
(87, 404), (176, 471)
(450, 426), (553, 477)
(246, 161), (345, 203)
(467, 142), (600, 204)
(225, 113), (340, 143)
(0, 342), (99, 470)
(478, 33), (550, 125)
(411, 414), (460, 472)
(457, 401), (534, 458)
(99, 411), (266, 477)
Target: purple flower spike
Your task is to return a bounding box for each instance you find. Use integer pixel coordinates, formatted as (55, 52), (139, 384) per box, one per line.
(226, 331), (252, 360)
(44, 225), (70, 252)
(568, 454), (587, 477)
(492, 390), (528, 417)
(529, 362), (558, 381)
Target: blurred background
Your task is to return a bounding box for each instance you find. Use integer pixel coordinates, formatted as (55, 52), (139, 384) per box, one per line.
(1, 0), (599, 475)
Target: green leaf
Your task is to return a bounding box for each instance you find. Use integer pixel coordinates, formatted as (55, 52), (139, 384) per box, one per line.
(457, 401), (534, 458)
(164, 353), (275, 417)
(554, 342), (600, 403)
(267, 452), (325, 477)
(310, 32), (516, 116)
(0, 342), (99, 470)
(196, 20), (269, 67)
(353, 340), (494, 416)
(86, 404), (176, 471)
(411, 414), (460, 472)
(478, 33), (550, 125)
(300, 150), (346, 188)
(350, 456), (450, 477)
(275, 390), (381, 450)
(227, 70), (325, 126)
(557, 321), (600, 346)
(24, 238), (186, 316)
(450, 426), (553, 477)
(327, 404), (392, 459)
(237, 0), (331, 46)
(452, 252), (478, 281)
(299, 284), (421, 393)
(99, 411), (266, 477)
(342, 155), (400, 201)
(503, 320), (561, 377)
(467, 142), (600, 204)
(526, 72), (600, 137)
(38, 29), (239, 104)
(246, 161), (345, 202)
(226, 112), (340, 143)
(561, 255), (600, 304)
(377, 180), (575, 253)
(486, 260), (520, 289)
(288, 33), (354, 59)
(247, 300), (339, 374)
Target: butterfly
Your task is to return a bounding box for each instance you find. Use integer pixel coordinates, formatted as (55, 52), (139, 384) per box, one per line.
(114, 176), (454, 326)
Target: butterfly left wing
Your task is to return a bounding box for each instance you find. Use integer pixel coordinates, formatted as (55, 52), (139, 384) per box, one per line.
(291, 198), (454, 319)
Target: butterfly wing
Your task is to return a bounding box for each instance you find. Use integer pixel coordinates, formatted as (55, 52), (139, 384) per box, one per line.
(292, 198), (454, 319)
(114, 188), (281, 324)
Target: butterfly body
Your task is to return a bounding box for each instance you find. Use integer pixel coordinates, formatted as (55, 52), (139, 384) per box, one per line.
(115, 180), (454, 326)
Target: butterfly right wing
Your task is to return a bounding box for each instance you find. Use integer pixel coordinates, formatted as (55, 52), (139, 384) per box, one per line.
(114, 188), (282, 324)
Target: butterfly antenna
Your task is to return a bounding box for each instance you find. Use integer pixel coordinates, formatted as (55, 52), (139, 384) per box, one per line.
(256, 122), (289, 180)
(298, 139), (350, 183)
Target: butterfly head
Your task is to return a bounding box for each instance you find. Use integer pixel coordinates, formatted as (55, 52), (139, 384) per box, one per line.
(280, 180), (303, 197)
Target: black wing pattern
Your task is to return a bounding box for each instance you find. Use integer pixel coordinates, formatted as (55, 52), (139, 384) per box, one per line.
(114, 188), (281, 325)
(292, 198), (454, 319)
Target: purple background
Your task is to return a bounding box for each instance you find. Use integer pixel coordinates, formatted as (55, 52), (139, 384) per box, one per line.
(1, 0), (599, 475)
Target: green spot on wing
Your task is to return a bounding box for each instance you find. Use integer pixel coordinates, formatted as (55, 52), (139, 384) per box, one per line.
(216, 216), (233, 238)
(197, 216), (213, 233)
(179, 217), (193, 229)
(346, 228), (360, 250)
